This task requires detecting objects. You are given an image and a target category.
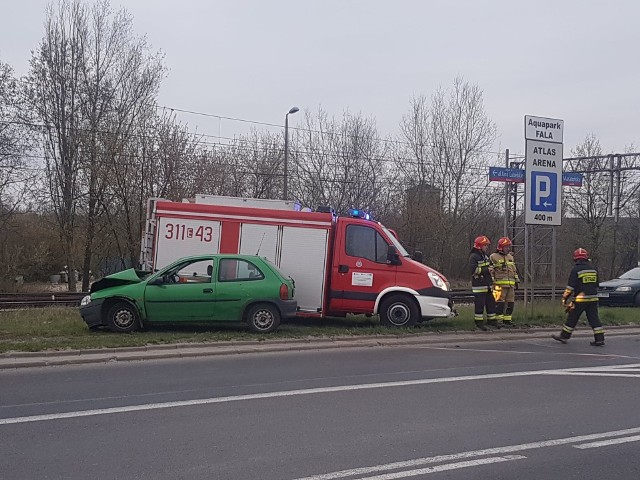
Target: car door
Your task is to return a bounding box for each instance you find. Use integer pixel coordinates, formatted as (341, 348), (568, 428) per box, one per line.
(144, 258), (216, 322)
(329, 222), (397, 313)
(212, 258), (269, 321)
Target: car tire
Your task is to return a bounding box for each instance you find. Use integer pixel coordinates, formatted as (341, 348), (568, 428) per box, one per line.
(105, 301), (140, 333)
(246, 303), (281, 333)
(379, 294), (419, 327)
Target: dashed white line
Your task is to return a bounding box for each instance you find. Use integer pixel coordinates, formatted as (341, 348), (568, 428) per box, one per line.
(574, 434), (640, 449)
(353, 455), (527, 480)
(292, 427), (640, 480)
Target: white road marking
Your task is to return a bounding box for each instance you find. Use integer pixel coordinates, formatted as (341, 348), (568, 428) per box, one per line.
(421, 345), (630, 358)
(354, 455), (526, 480)
(574, 435), (640, 449)
(292, 427), (640, 480)
(1, 363), (638, 426)
(0, 370), (547, 425)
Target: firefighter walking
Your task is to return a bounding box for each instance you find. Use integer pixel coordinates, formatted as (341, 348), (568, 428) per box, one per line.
(552, 248), (605, 346)
(469, 235), (497, 330)
(490, 237), (520, 327)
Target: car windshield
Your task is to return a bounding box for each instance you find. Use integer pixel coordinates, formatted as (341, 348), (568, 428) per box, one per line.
(379, 224), (410, 257)
(619, 267), (640, 280)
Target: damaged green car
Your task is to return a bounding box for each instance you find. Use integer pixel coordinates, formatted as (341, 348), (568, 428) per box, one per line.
(80, 255), (296, 334)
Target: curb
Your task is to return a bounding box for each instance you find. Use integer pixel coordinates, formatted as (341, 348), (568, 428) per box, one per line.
(1, 326), (639, 370)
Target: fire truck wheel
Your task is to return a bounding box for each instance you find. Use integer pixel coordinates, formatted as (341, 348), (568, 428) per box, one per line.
(105, 301), (140, 333)
(246, 303), (281, 333)
(379, 294), (419, 327)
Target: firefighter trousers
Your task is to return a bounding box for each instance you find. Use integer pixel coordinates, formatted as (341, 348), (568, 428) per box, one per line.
(473, 290), (496, 323)
(559, 302), (605, 342)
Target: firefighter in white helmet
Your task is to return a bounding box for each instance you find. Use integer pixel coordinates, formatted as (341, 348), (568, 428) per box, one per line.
(489, 237), (520, 327)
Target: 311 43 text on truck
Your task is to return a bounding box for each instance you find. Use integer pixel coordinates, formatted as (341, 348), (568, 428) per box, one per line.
(139, 195), (454, 328)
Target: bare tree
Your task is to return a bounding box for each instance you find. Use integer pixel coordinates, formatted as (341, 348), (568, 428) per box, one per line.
(290, 107), (391, 215)
(563, 135), (609, 265)
(0, 61), (35, 230)
(396, 79), (498, 273)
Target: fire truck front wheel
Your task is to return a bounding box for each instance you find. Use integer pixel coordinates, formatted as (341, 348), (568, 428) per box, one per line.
(379, 294), (419, 328)
(246, 303), (281, 334)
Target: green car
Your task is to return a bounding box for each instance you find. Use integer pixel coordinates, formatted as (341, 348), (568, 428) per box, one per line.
(80, 255), (296, 334)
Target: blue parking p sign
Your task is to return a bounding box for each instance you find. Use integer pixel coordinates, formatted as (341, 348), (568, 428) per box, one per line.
(530, 172), (557, 212)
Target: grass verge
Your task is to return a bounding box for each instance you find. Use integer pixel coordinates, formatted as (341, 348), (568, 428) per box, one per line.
(0, 301), (638, 353)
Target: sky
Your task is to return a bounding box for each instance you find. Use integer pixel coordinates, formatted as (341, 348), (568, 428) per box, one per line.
(2, 0), (639, 159)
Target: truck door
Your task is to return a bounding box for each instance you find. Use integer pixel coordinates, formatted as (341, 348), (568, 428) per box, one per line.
(329, 221), (397, 314)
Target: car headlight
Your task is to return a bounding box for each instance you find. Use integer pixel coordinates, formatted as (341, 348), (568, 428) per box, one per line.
(428, 272), (448, 291)
(615, 286), (632, 292)
(80, 295), (91, 306)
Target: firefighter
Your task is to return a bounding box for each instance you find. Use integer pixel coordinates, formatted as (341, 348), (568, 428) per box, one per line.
(552, 248), (605, 346)
(489, 237), (520, 327)
(469, 235), (496, 330)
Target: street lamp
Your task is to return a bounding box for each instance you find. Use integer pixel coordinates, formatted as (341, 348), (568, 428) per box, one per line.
(283, 106), (299, 200)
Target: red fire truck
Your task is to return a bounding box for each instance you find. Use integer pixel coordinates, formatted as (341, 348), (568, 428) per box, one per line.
(140, 195), (453, 327)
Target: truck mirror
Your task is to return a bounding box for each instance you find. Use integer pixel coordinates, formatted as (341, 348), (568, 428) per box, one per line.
(387, 245), (401, 265)
(413, 250), (424, 263)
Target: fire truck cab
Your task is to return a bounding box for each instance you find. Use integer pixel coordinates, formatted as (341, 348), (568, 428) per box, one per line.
(140, 195), (452, 327)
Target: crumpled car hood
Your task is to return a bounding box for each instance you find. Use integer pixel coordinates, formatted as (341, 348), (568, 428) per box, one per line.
(90, 269), (151, 293)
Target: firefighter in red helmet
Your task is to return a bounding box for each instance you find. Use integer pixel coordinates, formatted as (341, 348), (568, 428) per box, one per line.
(489, 237), (520, 327)
(552, 248), (605, 346)
(469, 235), (496, 330)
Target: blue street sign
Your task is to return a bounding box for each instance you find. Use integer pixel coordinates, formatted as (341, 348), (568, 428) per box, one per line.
(489, 167), (583, 187)
(530, 172), (558, 212)
(562, 172), (583, 187)
(489, 167), (525, 183)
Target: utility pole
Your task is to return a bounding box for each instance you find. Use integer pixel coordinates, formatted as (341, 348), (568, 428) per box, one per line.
(504, 149), (509, 237)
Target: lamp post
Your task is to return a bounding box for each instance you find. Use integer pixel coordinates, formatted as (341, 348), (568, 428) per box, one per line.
(283, 106), (299, 200)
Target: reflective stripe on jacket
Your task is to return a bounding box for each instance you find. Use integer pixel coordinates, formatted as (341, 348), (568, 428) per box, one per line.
(489, 251), (520, 286)
(563, 260), (599, 303)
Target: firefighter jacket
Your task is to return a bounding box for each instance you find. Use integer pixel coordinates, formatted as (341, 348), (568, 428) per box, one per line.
(562, 259), (599, 303)
(489, 251), (520, 287)
(469, 249), (492, 292)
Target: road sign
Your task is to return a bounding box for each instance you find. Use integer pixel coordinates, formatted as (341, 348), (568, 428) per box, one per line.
(525, 136), (563, 226)
(525, 115), (564, 144)
(562, 172), (583, 187)
(530, 171), (558, 212)
(489, 167), (583, 187)
(489, 167), (525, 183)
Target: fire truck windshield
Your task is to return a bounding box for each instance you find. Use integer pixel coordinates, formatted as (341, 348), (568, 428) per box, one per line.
(380, 224), (409, 257)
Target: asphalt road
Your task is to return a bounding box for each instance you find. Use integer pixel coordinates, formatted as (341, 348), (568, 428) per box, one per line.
(2, 334), (640, 479)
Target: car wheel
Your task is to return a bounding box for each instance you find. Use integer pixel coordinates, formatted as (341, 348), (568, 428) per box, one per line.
(247, 303), (281, 333)
(379, 294), (419, 327)
(105, 301), (140, 333)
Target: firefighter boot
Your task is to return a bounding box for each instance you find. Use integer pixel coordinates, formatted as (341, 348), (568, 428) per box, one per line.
(487, 319), (502, 329)
(590, 329), (605, 347)
(552, 325), (573, 344)
(475, 321), (488, 331)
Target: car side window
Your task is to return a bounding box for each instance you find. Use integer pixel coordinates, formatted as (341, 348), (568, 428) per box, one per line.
(345, 225), (389, 264)
(218, 259), (264, 282)
(162, 260), (213, 284)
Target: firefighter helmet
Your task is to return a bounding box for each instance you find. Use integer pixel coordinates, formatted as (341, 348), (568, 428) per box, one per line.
(573, 248), (589, 260)
(473, 235), (491, 249)
(497, 237), (512, 252)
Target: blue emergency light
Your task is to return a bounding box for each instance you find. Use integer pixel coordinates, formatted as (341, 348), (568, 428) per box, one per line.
(348, 208), (371, 220)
